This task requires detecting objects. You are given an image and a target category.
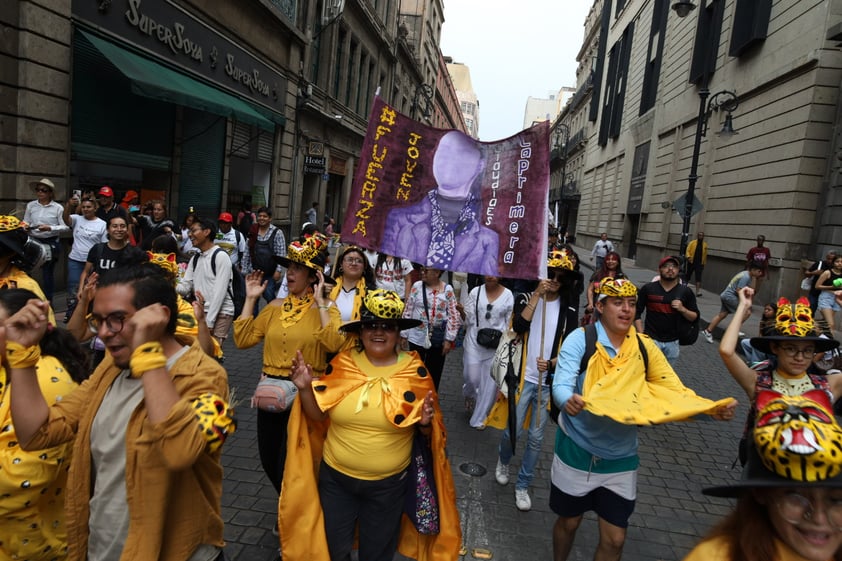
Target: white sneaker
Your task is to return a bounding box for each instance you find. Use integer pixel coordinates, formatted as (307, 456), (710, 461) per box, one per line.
(515, 488), (531, 511)
(495, 458), (509, 486)
(702, 330), (714, 344)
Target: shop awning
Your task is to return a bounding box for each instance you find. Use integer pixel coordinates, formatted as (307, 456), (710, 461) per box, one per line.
(78, 30), (281, 130)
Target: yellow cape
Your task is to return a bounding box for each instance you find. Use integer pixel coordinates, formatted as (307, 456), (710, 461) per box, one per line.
(278, 350), (461, 561)
(582, 328), (735, 424)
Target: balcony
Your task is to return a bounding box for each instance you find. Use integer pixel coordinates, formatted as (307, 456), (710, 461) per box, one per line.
(567, 73), (593, 113)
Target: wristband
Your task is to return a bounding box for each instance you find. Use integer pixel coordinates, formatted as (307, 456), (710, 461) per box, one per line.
(6, 342), (41, 369)
(318, 305), (331, 310)
(129, 342), (167, 378)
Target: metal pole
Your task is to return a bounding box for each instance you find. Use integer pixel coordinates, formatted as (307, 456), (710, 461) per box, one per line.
(678, 87), (709, 260)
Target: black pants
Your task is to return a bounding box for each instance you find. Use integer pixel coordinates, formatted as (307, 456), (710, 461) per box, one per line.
(256, 407), (292, 493)
(409, 342), (446, 390)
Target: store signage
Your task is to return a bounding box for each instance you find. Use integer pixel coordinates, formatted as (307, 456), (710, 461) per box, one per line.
(304, 155), (326, 175)
(73, 0), (286, 113)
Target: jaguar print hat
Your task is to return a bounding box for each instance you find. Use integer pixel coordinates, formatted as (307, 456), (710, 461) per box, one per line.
(340, 289), (422, 332)
(749, 296), (838, 354)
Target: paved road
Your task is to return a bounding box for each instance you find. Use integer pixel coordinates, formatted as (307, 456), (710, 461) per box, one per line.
(218, 291), (747, 560)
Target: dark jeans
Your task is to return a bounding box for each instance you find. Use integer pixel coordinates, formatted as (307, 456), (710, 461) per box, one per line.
(319, 461), (407, 561)
(256, 407), (292, 493)
(409, 342), (446, 390)
(40, 239), (60, 302)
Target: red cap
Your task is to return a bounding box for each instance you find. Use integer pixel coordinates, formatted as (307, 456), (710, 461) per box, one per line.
(659, 256), (681, 268)
(121, 190), (138, 203)
(98, 186), (114, 197)
(218, 212), (233, 223)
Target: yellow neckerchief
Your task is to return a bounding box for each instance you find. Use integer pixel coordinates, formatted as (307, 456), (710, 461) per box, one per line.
(278, 292), (315, 327)
(329, 276), (367, 321)
(582, 325), (735, 424)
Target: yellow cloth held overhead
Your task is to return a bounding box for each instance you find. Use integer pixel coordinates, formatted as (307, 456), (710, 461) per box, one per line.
(582, 326), (735, 424)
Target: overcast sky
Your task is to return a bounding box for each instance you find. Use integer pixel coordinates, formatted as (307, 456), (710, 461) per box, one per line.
(440, 1), (594, 141)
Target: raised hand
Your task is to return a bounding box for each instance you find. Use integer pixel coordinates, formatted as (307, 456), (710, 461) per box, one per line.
(244, 271), (266, 300)
(290, 349), (315, 390)
(128, 303), (170, 351)
(2, 299), (50, 349)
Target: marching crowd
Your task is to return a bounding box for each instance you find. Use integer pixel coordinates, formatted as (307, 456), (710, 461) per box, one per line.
(3, 179), (842, 561)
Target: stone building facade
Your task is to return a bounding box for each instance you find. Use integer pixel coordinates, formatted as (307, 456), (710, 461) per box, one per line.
(573, 0), (842, 301)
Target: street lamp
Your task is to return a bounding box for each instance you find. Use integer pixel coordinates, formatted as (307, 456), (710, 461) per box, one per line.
(673, 2), (740, 261)
(411, 83), (434, 121)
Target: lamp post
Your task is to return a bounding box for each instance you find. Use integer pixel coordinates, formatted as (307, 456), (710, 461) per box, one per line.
(673, 1), (739, 260)
(411, 83), (434, 121)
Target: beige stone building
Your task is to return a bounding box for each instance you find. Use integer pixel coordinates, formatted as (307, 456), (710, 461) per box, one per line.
(446, 59), (479, 138)
(574, 0), (842, 301)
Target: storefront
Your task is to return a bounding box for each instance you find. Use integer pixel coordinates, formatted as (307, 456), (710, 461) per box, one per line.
(70, 0), (287, 225)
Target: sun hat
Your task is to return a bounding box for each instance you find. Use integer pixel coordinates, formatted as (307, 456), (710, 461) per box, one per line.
(275, 232), (336, 285)
(218, 212), (234, 223)
(596, 277), (637, 301)
(98, 186), (114, 198)
(658, 255), (681, 268)
(749, 296), (839, 354)
(704, 389), (842, 497)
(29, 178), (55, 192)
(340, 289), (422, 332)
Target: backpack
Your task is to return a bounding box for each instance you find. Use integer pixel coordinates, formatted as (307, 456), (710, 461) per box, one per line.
(191, 247), (246, 317)
(549, 323), (649, 424)
(251, 227), (278, 274)
(237, 211), (255, 236)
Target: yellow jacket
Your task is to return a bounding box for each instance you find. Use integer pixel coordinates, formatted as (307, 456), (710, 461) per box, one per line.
(0, 356), (77, 561)
(686, 239), (707, 265)
(278, 350), (461, 561)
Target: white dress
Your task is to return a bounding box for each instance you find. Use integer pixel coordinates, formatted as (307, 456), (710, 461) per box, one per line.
(462, 285), (514, 428)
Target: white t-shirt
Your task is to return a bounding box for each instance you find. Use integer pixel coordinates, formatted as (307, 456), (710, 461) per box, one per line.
(523, 297), (561, 386)
(69, 215), (108, 261)
(375, 257), (414, 299)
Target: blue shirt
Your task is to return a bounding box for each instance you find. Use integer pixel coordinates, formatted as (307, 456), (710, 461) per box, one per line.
(552, 322), (639, 460)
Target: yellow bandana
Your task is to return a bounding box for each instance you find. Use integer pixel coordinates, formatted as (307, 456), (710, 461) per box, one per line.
(278, 293), (314, 327)
(329, 277), (367, 321)
(582, 326), (735, 424)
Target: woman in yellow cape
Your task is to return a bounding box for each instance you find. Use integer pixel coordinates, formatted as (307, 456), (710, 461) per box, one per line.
(279, 289), (461, 561)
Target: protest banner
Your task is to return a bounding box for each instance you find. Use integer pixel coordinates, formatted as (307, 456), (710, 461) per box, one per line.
(341, 97), (549, 280)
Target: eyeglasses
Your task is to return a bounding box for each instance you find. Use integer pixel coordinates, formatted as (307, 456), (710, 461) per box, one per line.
(549, 272), (567, 282)
(361, 321), (399, 332)
(189, 227), (205, 235)
(775, 492), (842, 530)
(87, 312), (128, 335)
(777, 346), (816, 359)
(485, 303), (493, 320)
(344, 257), (364, 265)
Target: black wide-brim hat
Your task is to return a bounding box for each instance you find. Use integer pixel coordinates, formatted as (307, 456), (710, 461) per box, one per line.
(749, 335), (839, 355)
(703, 435), (842, 498)
(340, 288), (422, 332)
(0, 216), (28, 256)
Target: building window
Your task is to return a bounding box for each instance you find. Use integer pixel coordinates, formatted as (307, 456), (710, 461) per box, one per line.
(689, 0), (724, 85)
(729, 0), (772, 56)
(640, 0), (667, 114)
(589, 0), (613, 123)
(599, 22), (634, 146)
(615, 0), (626, 17)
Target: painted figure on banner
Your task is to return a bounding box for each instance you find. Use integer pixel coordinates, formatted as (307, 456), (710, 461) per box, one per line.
(342, 97), (549, 281)
(381, 131), (499, 274)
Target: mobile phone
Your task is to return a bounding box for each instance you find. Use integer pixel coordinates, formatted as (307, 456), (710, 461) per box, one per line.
(72, 189), (81, 199)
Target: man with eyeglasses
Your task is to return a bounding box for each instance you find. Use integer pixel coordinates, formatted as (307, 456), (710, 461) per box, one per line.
(634, 255), (699, 364)
(7, 263), (234, 561)
(94, 186), (129, 226)
(178, 217), (235, 345)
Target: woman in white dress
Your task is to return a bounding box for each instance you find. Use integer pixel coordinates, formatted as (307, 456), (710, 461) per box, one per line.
(462, 276), (513, 428)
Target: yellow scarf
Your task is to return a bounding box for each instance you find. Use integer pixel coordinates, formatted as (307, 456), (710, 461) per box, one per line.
(278, 292), (315, 327)
(329, 277), (368, 321)
(582, 326), (735, 424)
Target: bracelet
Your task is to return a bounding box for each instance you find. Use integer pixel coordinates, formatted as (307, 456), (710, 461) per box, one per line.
(318, 305), (331, 310)
(6, 342), (41, 369)
(129, 342), (167, 378)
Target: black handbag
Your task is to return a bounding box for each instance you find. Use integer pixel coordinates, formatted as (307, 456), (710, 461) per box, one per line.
(403, 430), (440, 535)
(475, 288), (502, 349)
(677, 285), (700, 346)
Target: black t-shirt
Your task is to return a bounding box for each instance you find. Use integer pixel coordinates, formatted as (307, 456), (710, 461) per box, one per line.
(87, 243), (129, 276)
(635, 281), (698, 342)
(96, 204), (129, 224)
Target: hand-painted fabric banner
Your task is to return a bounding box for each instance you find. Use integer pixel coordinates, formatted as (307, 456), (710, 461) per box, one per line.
(341, 97), (549, 280)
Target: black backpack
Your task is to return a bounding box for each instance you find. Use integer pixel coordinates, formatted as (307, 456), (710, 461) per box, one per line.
(251, 227), (278, 274)
(550, 323), (649, 424)
(191, 247), (246, 317)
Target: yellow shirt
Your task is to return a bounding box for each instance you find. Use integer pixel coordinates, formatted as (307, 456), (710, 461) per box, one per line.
(683, 535), (831, 561)
(0, 356), (78, 561)
(322, 350), (414, 479)
(232, 300), (346, 376)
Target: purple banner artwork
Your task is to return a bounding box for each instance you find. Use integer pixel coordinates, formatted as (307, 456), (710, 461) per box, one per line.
(341, 97), (550, 280)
